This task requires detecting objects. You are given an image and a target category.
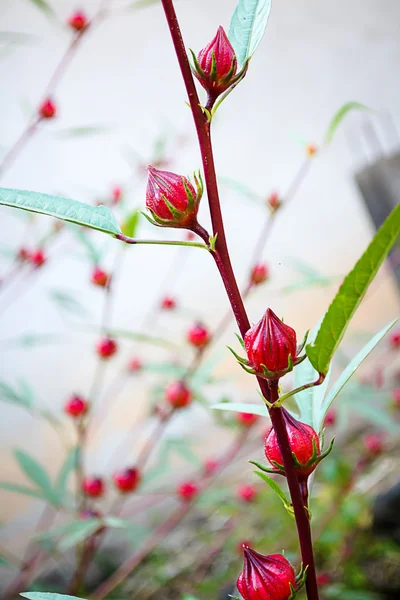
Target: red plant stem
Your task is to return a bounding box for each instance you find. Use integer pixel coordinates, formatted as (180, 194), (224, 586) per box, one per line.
(160, 2), (319, 599)
(91, 429), (248, 599)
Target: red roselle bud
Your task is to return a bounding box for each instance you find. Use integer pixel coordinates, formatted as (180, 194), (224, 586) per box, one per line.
(186, 231), (196, 241)
(392, 387), (400, 408)
(165, 380), (192, 409)
(363, 433), (384, 456)
(112, 186), (123, 205)
(236, 411), (259, 428)
(177, 481), (198, 502)
(390, 331), (400, 349)
(96, 337), (118, 359)
(113, 467), (140, 494)
(250, 263), (269, 286)
(91, 267), (110, 288)
(193, 26), (241, 100)
(237, 545), (296, 600)
(39, 98), (56, 119)
(68, 10), (89, 32)
(187, 322), (210, 348)
(316, 573), (332, 587)
(266, 191), (281, 212)
(204, 457), (218, 476)
(161, 295), (176, 310)
(237, 484), (257, 503)
(82, 476), (104, 498)
(265, 408), (321, 478)
(324, 408), (336, 427)
(30, 249), (46, 268)
(146, 166), (203, 228)
(64, 395), (88, 418)
(128, 357), (142, 373)
(244, 308), (301, 378)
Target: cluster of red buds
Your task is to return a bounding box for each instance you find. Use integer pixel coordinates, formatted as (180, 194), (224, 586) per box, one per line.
(18, 248), (47, 268)
(82, 467), (141, 498)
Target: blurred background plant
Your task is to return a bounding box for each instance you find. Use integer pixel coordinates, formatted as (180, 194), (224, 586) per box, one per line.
(0, 0), (399, 599)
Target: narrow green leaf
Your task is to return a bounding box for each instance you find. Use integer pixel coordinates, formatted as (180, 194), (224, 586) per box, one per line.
(121, 209), (140, 238)
(91, 327), (177, 349)
(253, 471), (289, 507)
(212, 402), (268, 417)
(0, 482), (44, 500)
(59, 520), (101, 551)
(320, 319), (398, 428)
(26, 0), (55, 16)
(0, 381), (32, 409)
(21, 593), (86, 600)
(229, 0), (272, 66)
(14, 450), (59, 506)
(324, 102), (368, 144)
(54, 126), (113, 138)
(0, 188), (121, 236)
(126, 0), (160, 9)
(50, 290), (88, 317)
(55, 447), (77, 498)
(306, 204), (400, 375)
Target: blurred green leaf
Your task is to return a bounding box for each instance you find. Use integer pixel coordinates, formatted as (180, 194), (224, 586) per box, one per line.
(0, 188), (121, 236)
(219, 176), (262, 204)
(212, 402), (268, 417)
(54, 126), (113, 138)
(0, 482), (44, 500)
(55, 447), (77, 499)
(229, 0), (272, 66)
(14, 449), (60, 506)
(49, 289), (89, 317)
(25, 0), (55, 16)
(324, 102), (368, 144)
(2, 333), (64, 348)
(121, 209), (140, 238)
(126, 0), (161, 9)
(70, 226), (102, 265)
(0, 379), (33, 409)
(59, 520), (101, 551)
(306, 203), (400, 375)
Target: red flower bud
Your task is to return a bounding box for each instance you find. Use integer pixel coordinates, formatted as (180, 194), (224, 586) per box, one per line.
(236, 412), (259, 428)
(96, 337), (118, 359)
(146, 166), (202, 228)
(324, 408), (336, 427)
(265, 408), (321, 478)
(68, 10), (88, 32)
(237, 546), (296, 600)
(187, 322), (210, 348)
(250, 263), (269, 286)
(390, 331), (400, 349)
(363, 433), (384, 456)
(306, 143), (318, 157)
(30, 249), (46, 268)
(244, 308), (299, 378)
(194, 26), (238, 98)
(266, 191), (281, 212)
(161, 295), (176, 310)
(113, 467), (140, 494)
(82, 476), (104, 498)
(237, 484), (257, 503)
(316, 573), (332, 587)
(17, 247), (30, 262)
(177, 481), (198, 502)
(204, 457), (218, 476)
(186, 231), (196, 241)
(392, 387), (400, 407)
(165, 380), (192, 409)
(91, 267), (110, 288)
(39, 98), (56, 119)
(128, 357), (142, 373)
(64, 395), (88, 418)
(112, 186), (123, 205)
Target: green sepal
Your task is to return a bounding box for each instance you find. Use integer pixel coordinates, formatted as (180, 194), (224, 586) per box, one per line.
(227, 345), (248, 365)
(162, 195), (186, 221)
(234, 332), (245, 349)
(208, 232), (218, 251)
(296, 329), (310, 354)
(210, 50), (217, 81)
(249, 459), (284, 476)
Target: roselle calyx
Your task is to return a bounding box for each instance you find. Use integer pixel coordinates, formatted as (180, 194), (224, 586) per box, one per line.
(191, 26), (248, 104)
(237, 545), (297, 600)
(145, 166), (203, 229)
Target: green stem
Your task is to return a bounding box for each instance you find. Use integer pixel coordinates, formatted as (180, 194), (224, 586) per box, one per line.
(115, 233), (208, 250)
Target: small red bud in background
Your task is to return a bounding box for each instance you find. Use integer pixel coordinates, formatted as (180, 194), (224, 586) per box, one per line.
(39, 98), (56, 119)
(91, 267), (110, 288)
(17, 248), (30, 262)
(113, 467), (140, 494)
(363, 433), (384, 456)
(96, 337), (118, 359)
(82, 476), (104, 498)
(187, 322), (210, 348)
(165, 380), (192, 409)
(186, 231), (196, 241)
(146, 166), (202, 228)
(128, 357), (142, 373)
(237, 484), (257, 503)
(112, 186), (123, 205)
(392, 387), (400, 408)
(177, 481), (198, 502)
(161, 296), (176, 310)
(266, 191), (281, 211)
(64, 395), (88, 418)
(195, 26), (237, 97)
(204, 457), (219, 476)
(68, 10), (88, 32)
(236, 411), (259, 428)
(390, 331), (400, 349)
(237, 545), (296, 600)
(316, 573), (332, 587)
(265, 408), (321, 478)
(244, 308), (298, 377)
(30, 249), (46, 268)
(306, 143), (318, 157)
(250, 263), (269, 286)
(324, 408), (336, 427)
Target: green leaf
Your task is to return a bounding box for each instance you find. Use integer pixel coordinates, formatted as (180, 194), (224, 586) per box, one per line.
(92, 327), (177, 349)
(212, 402), (268, 417)
(26, 0), (55, 16)
(58, 520), (101, 551)
(55, 447), (77, 499)
(229, 0), (272, 66)
(253, 471), (290, 508)
(0, 188), (121, 236)
(49, 290), (88, 317)
(14, 449), (59, 506)
(126, 0), (160, 9)
(0, 380), (33, 409)
(306, 204), (400, 375)
(0, 482), (44, 500)
(21, 593), (87, 600)
(324, 102), (368, 144)
(320, 319), (398, 427)
(54, 126), (113, 138)
(121, 209), (140, 238)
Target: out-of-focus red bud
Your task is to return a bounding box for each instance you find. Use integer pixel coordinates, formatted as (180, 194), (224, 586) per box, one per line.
(186, 231), (196, 241)
(30, 250), (46, 268)
(265, 408), (321, 478)
(161, 295), (176, 310)
(82, 476), (104, 498)
(96, 337), (118, 359)
(187, 322), (210, 348)
(316, 573), (332, 587)
(113, 467), (140, 493)
(237, 484), (257, 503)
(17, 247), (31, 262)
(392, 387), (400, 407)
(64, 395), (88, 418)
(236, 412), (259, 428)
(68, 10), (89, 32)
(177, 481), (198, 502)
(250, 263), (269, 286)
(146, 166), (202, 228)
(390, 331), (400, 349)
(128, 357), (142, 373)
(324, 408), (336, 427)
(306, 143), (318, 157)
(112, 186), (123, 205)
(363, 433), (384, 456)
(91, 267), (110, 288)
(165, 380), (192, 409)
(266, 191), (281, 211)
(39, 98), (56, 119)
(237, 545), (296, 600)
(204, 457), (218, 476)
(194, 26), (238, 98)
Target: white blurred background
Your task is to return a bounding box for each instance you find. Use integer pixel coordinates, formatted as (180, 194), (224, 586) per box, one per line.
(0, 0), (399, 528)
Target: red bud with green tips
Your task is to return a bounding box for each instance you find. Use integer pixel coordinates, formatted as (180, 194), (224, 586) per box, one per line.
(237, 545), (296, 600)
